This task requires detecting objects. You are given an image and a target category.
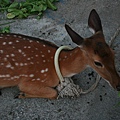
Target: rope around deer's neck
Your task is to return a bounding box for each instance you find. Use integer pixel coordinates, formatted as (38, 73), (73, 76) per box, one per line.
(54, 46), (72, 83)
(54, 45), (100, 95)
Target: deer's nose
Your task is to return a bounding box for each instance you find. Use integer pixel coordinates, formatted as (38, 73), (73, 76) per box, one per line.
(116, 85), (120, 91)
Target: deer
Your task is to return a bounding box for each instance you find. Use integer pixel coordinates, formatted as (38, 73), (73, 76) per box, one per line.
(0, 9), (120, 99)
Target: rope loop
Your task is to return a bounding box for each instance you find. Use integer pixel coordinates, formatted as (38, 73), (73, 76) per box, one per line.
(54, 45), (100, 96)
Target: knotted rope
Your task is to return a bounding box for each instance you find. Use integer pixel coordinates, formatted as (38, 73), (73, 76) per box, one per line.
(54, 46), (100, 98)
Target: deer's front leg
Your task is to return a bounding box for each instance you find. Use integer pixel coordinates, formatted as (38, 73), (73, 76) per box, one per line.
(18, 81), (58, 99)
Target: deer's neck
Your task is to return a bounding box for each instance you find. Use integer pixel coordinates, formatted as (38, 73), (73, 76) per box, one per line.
(59, 47), (88, 77)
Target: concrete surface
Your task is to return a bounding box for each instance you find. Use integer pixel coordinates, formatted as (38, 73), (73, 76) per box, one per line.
(0, 0), (120, 120)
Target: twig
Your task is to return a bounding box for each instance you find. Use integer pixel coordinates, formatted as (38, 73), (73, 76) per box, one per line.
(109, 26), (120, 47)
(0, 21), (15, 26)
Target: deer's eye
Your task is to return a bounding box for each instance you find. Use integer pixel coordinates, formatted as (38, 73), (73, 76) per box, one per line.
(94, 61), (103, 68)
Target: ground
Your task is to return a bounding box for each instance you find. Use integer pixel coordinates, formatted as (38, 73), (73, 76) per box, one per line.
(0, 0), (120, 120)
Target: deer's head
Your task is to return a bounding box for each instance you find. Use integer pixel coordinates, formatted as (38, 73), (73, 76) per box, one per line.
(65, 9), (120, 91)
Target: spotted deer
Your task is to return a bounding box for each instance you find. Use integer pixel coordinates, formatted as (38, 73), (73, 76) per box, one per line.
(0, 9), (120, 99)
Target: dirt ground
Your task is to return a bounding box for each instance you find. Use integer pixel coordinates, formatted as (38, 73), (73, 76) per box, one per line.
(0, 0), (120, 120)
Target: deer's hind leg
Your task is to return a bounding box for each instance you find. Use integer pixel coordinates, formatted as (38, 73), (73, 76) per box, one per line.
(18, 81), (58, 99)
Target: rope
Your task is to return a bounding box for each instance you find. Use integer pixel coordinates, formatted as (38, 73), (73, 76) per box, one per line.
(54, 45), (100, 98)
(54, 46), (72, 83)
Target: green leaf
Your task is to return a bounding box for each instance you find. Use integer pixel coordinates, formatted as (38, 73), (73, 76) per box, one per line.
(8, 8), (17, 12)
(0, 26), (10, 33)
(118, 91), (120, 97)
(31, 5), (40, 12)
(21, 8), (27, 13)
(0, 0), (59, 19)
(47, 0), (57, 11)
(8, 2), (18, 8)
(39, 4), (47, 11)
(0, 0), (10, 7)
(7, 13), (16, 19)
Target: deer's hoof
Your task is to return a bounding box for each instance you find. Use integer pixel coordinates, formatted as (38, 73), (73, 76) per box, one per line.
(14, 92), (25, 99)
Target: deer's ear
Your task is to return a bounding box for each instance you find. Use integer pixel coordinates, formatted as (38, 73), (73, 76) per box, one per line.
(65, 24), (84, 45)
(88, 9), (103, 34)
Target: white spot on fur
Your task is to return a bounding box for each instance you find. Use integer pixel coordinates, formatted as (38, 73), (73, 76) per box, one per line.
(43, 60), (46, 63)
(22, 52), (26, 57)
(18, 36), (22, 38)
(24, 63), (28, 65)
(37, 78), (40, 80)
(4, 58), (7, 61)
(3, 42), (6, 45)
(45, 68), (48, 72)
(0, 50), (3, 53)
(64, 56), (67, 58)
(12, 58), (15, 61)
(11, 67), (14, 70)
(41, 70), (45, 73)
(14, 76), (20, 79)
(9, 42), (12, 44)
(42, 55), (45, 57)
(18, 49), (22, 53)
(6, 64), (11, 68)
(16, 40), (19, 42)
(6, 74), (10, 77)
(0, 75), (6, 78)
(24, 75), (28, 77)
(43, 44), (46, 47)
(20, 63), (24, 66)
(48, 50), (51, 53)
(31, 79), (35, 81)
(29, 40), (33, 43)
(11, 54), (15, 57)
(30, 62), (34, 64)
(6, 55), (9, 57)
(29, 74), (34, 77)
(28, 46), (31, 48)
(1, 63), (4, 65)
(27, 58), (31, 60)
(15, 63), (19, 66)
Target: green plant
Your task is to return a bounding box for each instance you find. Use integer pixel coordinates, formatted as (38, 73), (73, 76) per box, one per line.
(0, 0), (59, 19)
(0, 26), (10, 33)
(117, 91), (120, 106)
